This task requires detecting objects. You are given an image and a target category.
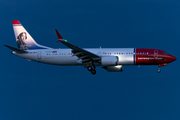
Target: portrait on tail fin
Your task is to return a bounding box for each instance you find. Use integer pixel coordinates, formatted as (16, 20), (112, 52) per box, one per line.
(17, 32), (28, 50)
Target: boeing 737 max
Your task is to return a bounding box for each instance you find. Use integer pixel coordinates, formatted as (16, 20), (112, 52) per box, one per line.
(4, 20), (176, 75)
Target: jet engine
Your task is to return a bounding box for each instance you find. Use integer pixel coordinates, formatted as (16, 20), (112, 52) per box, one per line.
(101, 56), (119, 66)
(102, 65), (123, 72)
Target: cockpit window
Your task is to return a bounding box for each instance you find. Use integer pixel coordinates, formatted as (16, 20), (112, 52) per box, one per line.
(163, 52), (168, 55)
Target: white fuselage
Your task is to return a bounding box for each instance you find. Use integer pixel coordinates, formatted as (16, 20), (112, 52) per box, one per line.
(13, 48), (135, 66)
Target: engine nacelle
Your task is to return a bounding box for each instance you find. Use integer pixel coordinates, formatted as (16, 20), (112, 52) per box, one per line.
(101, 56), (118, 66)
(103, 65), (123, 72)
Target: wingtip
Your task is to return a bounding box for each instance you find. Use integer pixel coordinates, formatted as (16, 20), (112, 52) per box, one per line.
(55, 29), (64, 41)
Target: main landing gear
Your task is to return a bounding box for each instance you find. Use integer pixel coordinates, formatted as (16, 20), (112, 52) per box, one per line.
(87, 65), (96, 75)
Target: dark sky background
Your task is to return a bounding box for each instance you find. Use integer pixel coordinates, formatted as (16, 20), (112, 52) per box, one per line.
(0, 0), (180, 120)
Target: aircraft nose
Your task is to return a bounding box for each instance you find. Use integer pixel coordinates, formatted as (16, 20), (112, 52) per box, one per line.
(170, 55), (176, 62)
(173, 56), (177, 61)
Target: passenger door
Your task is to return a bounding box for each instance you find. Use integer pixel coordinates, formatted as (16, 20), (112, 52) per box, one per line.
(38, 51), (41, 59)
(154, 50), (158, 59)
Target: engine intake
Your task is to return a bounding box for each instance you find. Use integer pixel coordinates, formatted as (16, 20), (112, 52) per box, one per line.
(103, 65), (123, 72)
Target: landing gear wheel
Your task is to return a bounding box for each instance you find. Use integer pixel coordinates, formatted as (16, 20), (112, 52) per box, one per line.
(87, 63), (97, 75)
(158, 68), (161, 73)
(91, 69), (96, 75)
(87, 66), (92, 71)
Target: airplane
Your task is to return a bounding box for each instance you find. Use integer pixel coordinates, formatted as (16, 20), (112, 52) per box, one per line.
(4, 20), (176, 75)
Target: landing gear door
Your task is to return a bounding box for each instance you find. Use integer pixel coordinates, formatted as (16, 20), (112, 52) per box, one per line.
(154, 50), (158, 59)
(38, 51), (41, 59)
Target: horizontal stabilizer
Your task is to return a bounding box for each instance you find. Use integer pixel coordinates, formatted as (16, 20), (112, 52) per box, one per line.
(4, 45), (28, 53)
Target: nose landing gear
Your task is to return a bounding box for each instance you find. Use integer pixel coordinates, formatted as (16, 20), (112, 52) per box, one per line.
(158, 67), (161, 73)
(158, 63), (167, 73)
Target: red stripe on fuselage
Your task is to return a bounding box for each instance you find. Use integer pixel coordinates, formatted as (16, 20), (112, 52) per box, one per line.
(135, 48), (166, 65)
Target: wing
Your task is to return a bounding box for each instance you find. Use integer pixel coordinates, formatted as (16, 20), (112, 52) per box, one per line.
(4, 44), (28, 53)
(55, 29), (101, 63)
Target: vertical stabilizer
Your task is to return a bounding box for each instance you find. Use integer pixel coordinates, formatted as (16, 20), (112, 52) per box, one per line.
(12, 20), (51, 50)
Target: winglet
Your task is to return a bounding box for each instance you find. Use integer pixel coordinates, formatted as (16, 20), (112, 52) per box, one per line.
(55, 29), (64, 43)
